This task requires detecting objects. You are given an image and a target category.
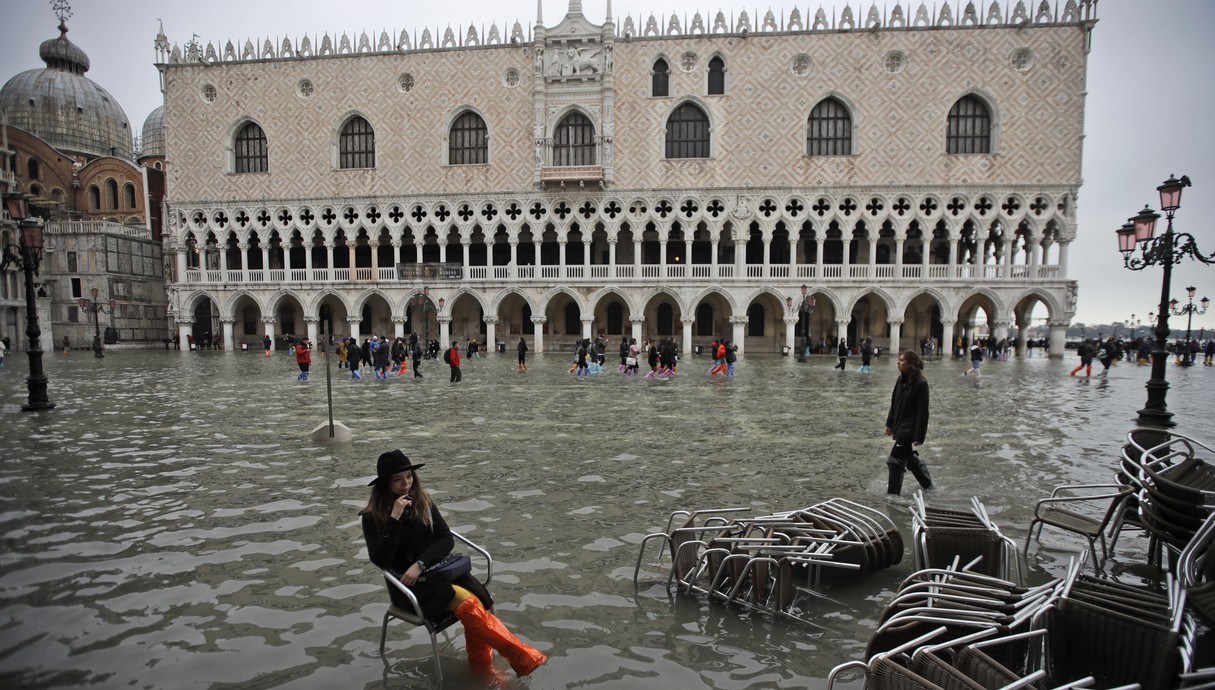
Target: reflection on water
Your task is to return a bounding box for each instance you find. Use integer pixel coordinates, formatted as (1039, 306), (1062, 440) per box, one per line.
(1, 350), (1212, 688)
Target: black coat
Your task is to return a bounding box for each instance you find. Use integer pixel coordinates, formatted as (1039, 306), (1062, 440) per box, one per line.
(885, 373), (930, 445)
(362, 502), (491, 621)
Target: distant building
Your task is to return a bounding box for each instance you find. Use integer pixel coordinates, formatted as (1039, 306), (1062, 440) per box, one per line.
(1, 13), (167, 350)
(157, 0), (1091, 356)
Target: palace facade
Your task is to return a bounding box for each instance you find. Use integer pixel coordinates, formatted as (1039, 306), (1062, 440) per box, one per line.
(157, 0), (1094, 356)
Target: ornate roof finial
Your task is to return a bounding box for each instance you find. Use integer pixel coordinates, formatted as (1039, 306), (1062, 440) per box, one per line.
(537, 0), (543, 23)
(51, 0), (72, 24)
(569, 0), (583, 15)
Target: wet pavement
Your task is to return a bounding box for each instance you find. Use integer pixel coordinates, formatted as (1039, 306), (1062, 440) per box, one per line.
(1, 349), (1212, 688)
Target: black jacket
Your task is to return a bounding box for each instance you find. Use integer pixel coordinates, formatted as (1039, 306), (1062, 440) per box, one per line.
(885, 373), (930, 445)
(361, 502), (491, 620)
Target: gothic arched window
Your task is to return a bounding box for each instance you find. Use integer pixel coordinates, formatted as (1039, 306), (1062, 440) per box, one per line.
(339, 116), (376, 169)
(234, 121), (268, 173)
(946, 95), (991, 154)
(808, 97), (852, 156)
(652, 58), (669, 97)
(707, 56), (726, 95)
(665, 103), (710, 159)
(553, 113), (595, 166)
(448, 111), (488, 165)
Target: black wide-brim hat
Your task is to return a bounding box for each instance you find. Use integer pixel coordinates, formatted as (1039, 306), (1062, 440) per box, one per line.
(368, 449), (426, 485)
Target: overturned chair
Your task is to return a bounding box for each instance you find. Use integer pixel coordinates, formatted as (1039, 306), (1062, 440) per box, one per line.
(634, 499), (902, 622)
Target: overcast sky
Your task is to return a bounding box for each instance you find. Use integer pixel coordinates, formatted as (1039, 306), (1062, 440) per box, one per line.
(3, 0), (1213, 334)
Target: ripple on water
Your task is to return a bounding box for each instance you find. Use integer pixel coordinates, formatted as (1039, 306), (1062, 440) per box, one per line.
(0, 351), (1212, 688)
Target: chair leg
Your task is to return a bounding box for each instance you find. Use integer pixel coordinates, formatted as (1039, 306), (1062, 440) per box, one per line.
(379, 611), (391, 654)
(429, 630), (443, 687)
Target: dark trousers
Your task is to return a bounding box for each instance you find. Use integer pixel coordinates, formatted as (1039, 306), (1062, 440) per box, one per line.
(886, 443), (932, 495)
(450, 365), (462, 382)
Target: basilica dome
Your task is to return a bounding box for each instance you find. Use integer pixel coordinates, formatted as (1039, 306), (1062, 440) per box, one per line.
(0, 21), (134, 160)
(140, 105), (165, 159)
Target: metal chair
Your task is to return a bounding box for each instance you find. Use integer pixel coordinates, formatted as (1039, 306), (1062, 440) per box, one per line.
(1024, 483), (1134, 571)
(377, 532), (493, 685)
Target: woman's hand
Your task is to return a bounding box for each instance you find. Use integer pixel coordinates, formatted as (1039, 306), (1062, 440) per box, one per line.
(884, 427), (892, 437)
(390, 493), (413, 520)
(401, 561), (423, 586)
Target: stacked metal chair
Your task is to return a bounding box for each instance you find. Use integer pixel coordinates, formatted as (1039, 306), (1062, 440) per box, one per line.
(1120, 430), (1215, 569)
(633, 499), (902, 621)
(911, 493), (1020, 582)
(1038, 560), (1198, 690)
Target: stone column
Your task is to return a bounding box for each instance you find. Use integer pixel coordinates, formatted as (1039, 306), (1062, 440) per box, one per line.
(263, 317), (277, 348)
(305, 317), (319, 345)
(710, 237), (719, 277)
(558, 238), (568, 277)
(1014, 315), (1028, 357)
(940, 319), (957, 358)
(784, 316), (798, 353)
(1057, 240), (1070, 274)
(484, 315), (498, 352)
(261, 246), (270, 274)
(219, 244), (230, 274)
(730, 315), (747, 355)
(607, 238), (617, 276)
(347, 242), (356, 274)
(392, 316), (406, 340)
(992, 319), (1010, 349)
(304, 241), (314, 273)
(1048, 321), (1067, 359)
(370, 240), (380, 275)
(176, 249), (188, 281)
(347, 319), (361, 343)
(630, 315), (644, 346)
(633, 238), (642, 276)
(681, 316), (694, 356)
(836, 319), (850, 346)
(816, 237), (825, 276)
(221, 318), (236, 351)
(581, 317), (594, 342)
(531, 316), (547, 353)
(461, 239), (471, 278)
(509, 240), (519, 279)
(868, 235), (877, 276)
(888, 318), (903, 355)
(894, 236), (905, 274)
(439, 316), (452, 350)
(178, 322), (193, 351)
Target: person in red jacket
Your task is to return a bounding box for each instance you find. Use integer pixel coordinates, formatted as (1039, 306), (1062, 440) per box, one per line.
(295, 338), (311, 381)
(445, 341), (462, 382)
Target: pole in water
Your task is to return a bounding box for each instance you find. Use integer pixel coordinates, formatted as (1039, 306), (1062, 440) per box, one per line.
(323, 331), (335, 437)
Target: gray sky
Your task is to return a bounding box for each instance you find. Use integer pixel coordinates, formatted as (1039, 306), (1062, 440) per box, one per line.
(3, 0), (1213, 334)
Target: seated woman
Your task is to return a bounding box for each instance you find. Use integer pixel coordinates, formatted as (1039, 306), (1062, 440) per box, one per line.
(361, 450), (547, 683)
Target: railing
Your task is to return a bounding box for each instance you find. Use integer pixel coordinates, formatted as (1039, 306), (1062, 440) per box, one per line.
(175, 262), (1066, 285)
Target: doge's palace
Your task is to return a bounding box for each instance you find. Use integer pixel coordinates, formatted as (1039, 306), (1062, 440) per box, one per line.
(157, 0), (1093, 356)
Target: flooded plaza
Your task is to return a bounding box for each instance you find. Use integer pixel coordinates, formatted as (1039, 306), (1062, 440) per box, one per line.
(1, 348), (1212, 689)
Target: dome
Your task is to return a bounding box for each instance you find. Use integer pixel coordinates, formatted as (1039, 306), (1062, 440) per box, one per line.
(0, 21), (133, 160)
(140, 105), (165, 159)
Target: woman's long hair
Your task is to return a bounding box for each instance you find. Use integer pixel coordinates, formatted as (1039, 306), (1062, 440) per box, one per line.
(900, 349), (925, 383)
(359, 472), (435, 529)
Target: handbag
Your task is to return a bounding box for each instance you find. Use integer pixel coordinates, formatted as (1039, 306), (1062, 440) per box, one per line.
(626, 356), (638, 366)
(419, 552), (472, 582)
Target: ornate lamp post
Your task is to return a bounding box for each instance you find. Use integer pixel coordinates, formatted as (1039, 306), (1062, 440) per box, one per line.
(409, 286), (443, 351)
(786, 284), (816, 360)
(1115, 174), (1215, 428)
(79, 287), (117, 358)
(1169, 286), (1209, 367)
(1, 190), (55, 411)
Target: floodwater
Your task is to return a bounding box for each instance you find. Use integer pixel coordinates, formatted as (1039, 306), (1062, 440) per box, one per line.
(1, 348), (1212, 689)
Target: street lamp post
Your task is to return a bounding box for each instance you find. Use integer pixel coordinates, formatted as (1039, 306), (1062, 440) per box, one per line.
(79, 287), (117, 358)
(1115, 174), (1215, 428)
(785, 284), (815, 361)
(409, 286), (444, 355)
(1, 190), (55, 411)
(1169, 286), (1209, 367)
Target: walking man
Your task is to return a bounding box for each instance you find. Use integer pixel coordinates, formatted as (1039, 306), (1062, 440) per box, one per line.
(446, 341), (462, 382)
(884, 350), (933, 495)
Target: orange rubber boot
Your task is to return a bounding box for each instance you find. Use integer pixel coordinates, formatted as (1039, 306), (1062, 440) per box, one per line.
(466, 632), (508, 688)
(455, 597), (547, 677)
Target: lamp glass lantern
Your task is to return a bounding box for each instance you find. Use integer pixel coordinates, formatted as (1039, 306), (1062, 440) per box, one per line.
(1158, 175), (1185, 211)
(1132, 207), (1159, 242)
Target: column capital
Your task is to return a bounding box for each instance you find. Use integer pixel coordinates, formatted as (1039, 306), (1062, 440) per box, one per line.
(261, 317), (277, 324)
(629, 315), (646, 324)
(729, 315), (749, 324)
(681, 316), (695, 325)
(438, 316), (453, 325)
(1046, 320), (1069, 329)
(939, 318), (957, 327)
(991, 319), (1011, 329)
(483, 315), (499, 324)
(888, 318), (905, 326)
(391, 316), (407, 324)
(219, 318), (236, 325)
(531, 316), (549, 324)
(580, 317), (594, 325)
(303, 317), (319, 325)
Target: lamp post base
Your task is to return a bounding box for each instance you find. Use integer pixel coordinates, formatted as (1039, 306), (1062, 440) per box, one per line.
(1135, 407), (1175, 429)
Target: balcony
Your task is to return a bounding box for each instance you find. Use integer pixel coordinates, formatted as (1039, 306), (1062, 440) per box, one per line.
(179, 262), (1064, 286)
